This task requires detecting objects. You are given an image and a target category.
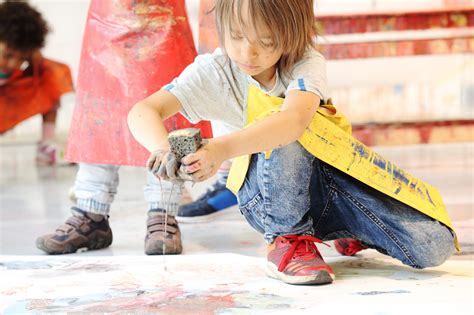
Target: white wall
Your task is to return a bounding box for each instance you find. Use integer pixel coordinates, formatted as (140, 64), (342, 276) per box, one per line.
(1, 0), (472, 143)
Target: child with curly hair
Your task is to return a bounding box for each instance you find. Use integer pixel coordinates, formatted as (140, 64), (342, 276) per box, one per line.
(0, 0), (73, 165)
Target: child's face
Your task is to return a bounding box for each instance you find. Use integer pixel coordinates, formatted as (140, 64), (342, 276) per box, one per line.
(223, 2), (283, 84)
(0, 42), (29, 76)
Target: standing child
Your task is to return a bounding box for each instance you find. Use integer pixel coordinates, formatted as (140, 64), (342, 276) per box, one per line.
(128, 0), (457, 285)
(0, 1), (73, 165)
(36, 0), (211, 256)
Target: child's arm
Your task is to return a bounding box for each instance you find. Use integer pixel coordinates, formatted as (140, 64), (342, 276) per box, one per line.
(127, 90), (182, 152)
(182, 90), (320, 181)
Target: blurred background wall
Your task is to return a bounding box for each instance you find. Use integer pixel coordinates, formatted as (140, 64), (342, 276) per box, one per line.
(1, 0), (472, 146)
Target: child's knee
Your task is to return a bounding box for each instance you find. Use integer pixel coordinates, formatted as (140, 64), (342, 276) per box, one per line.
(411, 224), (455, 269)
(268, 142), (313, 172)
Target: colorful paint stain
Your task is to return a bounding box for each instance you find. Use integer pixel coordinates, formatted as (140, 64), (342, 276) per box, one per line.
(3, 287), (291, 314)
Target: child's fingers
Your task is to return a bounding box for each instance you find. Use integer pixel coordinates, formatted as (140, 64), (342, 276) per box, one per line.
(147, 150), (166, 173)
(181, 153), (199, 165)
(166, 156), (179, 179)
(184, 160), (202, 174)
(149, 157), (162, 174)
(190, 169), (210, 182)
(157, 161), (168, 179)
(146, 156), (155, 170)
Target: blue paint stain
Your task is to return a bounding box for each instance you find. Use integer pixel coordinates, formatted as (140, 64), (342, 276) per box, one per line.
(425, 188), (435, 206)
(410, 180), (417, 190)
(394, 186), (402, 194)
(372, 154), (387, 170)
(0, 261), (53, 270)
(354, 289), (410, 296)
(415, 186), (435, 206)
(352, 143), (370, 159)
(393, 166), (410, 185)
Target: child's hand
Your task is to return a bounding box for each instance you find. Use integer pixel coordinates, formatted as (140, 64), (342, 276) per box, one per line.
(181, 140), (225, 182)
(146, 149), (185, 185)
(147, 149), (166, 174)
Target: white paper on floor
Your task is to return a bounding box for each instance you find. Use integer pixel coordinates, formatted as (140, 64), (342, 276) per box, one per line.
(1, 253), (472, 314)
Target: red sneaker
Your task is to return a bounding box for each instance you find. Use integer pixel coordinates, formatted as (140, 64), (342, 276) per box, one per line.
(266, 235), (334, 285)
(334, 238), (368, 256)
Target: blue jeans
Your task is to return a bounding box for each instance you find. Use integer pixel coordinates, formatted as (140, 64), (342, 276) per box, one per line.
(237, 142), (455, 269)
(74, 163), (181, 216)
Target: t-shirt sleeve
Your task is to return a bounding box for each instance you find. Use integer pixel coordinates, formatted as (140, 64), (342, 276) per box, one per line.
(162, 51), (232, 124)
(285, 49), (328, 101)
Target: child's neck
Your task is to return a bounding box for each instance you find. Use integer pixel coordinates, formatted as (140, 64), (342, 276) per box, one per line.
(252, 66), (277, 91)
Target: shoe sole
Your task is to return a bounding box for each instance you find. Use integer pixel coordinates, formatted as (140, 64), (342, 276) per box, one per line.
(265, 262), (335, 285)
(145, 248), (183, 255)
(36, 237), (112, 255)
(176, 206), (236, 223)
(145, 243), (183, 255)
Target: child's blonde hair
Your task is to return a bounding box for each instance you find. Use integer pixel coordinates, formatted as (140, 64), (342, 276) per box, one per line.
(215, 0), (317, 77)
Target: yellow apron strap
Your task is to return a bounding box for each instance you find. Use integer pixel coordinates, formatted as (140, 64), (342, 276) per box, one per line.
(226, 85), (459, 251)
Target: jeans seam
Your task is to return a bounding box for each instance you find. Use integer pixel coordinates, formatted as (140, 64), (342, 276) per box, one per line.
(321, 164), (335, 183)
(261, 156), (271, 233)
(239, 192), (265, 232)
(331, 184), (421, 268)
(240, 191), (263, 212)
(313, 188), (335, 232)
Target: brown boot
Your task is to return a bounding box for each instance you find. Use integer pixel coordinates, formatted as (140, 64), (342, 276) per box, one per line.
(145, 210), (182, 255)
(36, 208), (113, 254)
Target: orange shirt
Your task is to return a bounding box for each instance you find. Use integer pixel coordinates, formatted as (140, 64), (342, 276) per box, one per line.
(0, 58), (74, 133)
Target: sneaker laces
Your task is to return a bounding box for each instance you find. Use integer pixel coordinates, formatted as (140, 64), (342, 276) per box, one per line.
(278, 235), (329, 272)
(338, 239), (367, 256)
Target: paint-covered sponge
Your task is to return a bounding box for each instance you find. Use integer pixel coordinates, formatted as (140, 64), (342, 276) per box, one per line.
(168, 128), (202, 162)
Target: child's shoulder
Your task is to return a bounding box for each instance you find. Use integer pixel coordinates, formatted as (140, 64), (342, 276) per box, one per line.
(286, 48), (327, 77)
(192, 48), (242, 77)
(194, 48), (227, 67)
(296, 48), (326, 67)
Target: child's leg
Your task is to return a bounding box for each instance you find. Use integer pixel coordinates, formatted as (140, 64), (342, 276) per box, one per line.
(309, 160), (455, 269)
(41, 109), (57, 142)
(144, 172), (183, 255)
(144, 171), (181, 215)
(36, 109), (58, 165)
(74, 163), (120, 216)
(36, 163), (117, 254)
(237, 142), (316, 244)
(237, 142), (334, 284)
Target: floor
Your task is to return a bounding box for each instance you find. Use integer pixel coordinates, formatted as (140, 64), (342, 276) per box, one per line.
(0, 142), (473, 314)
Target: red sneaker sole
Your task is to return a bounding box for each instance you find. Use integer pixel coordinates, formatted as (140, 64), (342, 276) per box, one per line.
(266, 262), (335, 285)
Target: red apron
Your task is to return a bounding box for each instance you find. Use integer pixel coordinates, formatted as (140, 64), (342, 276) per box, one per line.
(66, 0), (212, 166)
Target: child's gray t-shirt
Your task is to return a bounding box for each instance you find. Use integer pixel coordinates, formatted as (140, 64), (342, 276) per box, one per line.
(164, 48), (328, 132)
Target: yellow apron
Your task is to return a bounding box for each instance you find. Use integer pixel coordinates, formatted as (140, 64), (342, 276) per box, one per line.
(227, 85), (460, 250)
